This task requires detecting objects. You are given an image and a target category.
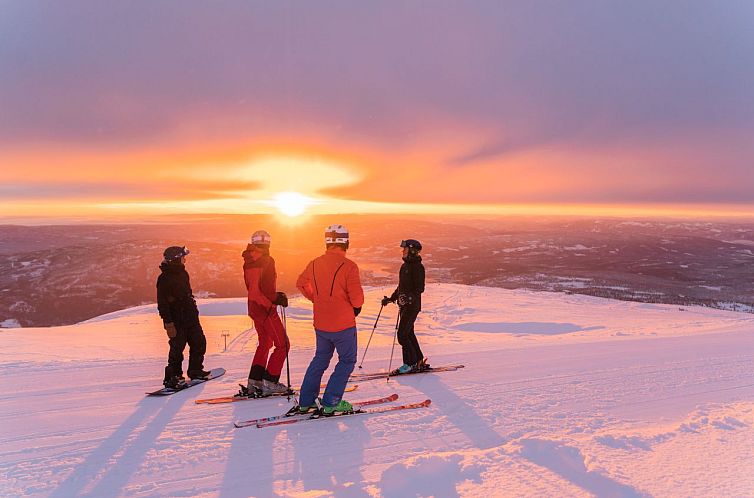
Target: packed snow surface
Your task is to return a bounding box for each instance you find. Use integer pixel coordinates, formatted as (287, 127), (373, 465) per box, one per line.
(1, 284), (753, 497)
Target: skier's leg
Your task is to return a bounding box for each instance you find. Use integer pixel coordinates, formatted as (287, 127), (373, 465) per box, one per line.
(186, 322), (207, 376)
(396, 311), (412, 365)
(321, 327), (357, 407)
(248, 364), (265, 381)
(166, 328), (188, 380)
(263, 312), (288, 382)
(298, 330), (335, 407)
(406, 308), (423, 365)
(250, 314), (274, 377)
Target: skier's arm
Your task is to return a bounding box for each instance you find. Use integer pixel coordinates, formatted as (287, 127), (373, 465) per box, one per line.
(296, 261), (316, 302)
(389, 285), (399, 302)
(415, 263), (425, 294)
(243, 266), (250, 290)
(257, 258), (278, 304)
(346, 263), (365, 308)
(156, 277), (173, 324)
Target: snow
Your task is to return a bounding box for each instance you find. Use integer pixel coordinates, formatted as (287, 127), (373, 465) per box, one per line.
(726, 239), (754, 247)
(546, 276), (592, 289)
(502, 245), (537, 253)
(1, 284), (754, 497)
(563, 244), (591, 251)
(616, 222), (652, 227)
(451, 321), (604, 335)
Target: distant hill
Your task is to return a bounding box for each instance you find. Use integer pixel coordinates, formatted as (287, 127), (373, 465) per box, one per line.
(1, 215), (753, 326)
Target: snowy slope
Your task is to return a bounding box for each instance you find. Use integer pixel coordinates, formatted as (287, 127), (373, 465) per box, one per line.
(1, 284), (753, 497)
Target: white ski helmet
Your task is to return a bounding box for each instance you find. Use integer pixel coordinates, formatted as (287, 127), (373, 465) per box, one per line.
(325, 224), (349, 244)
(250, 230), (271, 246)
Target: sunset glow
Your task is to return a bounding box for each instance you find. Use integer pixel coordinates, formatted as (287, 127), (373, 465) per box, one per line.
(270, 192), (315, 217)
(1, 3), (753, 222)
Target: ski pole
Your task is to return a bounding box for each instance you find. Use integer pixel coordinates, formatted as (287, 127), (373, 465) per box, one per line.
(358, 303), (384, 369)
(386, 310), (401, 382)
(281, 306), (295, 402)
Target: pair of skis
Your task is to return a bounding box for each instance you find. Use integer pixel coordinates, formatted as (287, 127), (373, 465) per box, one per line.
(348, 364), (465, 382)
(194, 363), (462, 403)
(234, 393), (431, 429)
(231, 364), (459, 426)
(195, 384), (359, 405)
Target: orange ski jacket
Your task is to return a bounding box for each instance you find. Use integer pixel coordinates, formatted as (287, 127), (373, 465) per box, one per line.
(296, 247), (364, 332)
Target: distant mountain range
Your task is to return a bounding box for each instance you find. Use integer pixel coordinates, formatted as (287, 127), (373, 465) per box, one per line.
(2, 215), (753, 327)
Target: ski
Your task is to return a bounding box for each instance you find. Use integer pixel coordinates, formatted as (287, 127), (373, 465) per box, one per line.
(348, 364), (465, 382)
(234, 393), (399, 428)
(146, 367), (226, 396)
(196, 384), (359, 405)
(256, 398), (432, 428)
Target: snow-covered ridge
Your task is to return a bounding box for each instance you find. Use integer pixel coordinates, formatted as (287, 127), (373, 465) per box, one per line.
(1, 284), (753, 496)
(81, 297), (250, 323)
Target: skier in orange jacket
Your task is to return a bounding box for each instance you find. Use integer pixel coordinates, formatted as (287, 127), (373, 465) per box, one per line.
(295, 224), (364, 415)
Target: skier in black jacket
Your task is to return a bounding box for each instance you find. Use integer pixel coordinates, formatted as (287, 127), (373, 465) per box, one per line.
(157, 246), (209, 388)
(381, 239), (427, 374)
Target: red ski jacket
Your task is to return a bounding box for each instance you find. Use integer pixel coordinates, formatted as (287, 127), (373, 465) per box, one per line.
(242, 250), (277, 317)
(296, 247), (364, 332)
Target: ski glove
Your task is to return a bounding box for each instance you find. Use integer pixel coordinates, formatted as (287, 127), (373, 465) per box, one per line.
(381, 296), (392, 307)
(274, 291), (289, 308)
(164, 322), (178, 339)
(353, 306), (362, 317)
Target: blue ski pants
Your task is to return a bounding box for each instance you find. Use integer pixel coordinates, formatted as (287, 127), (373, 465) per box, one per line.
(299, 327), (357, 407)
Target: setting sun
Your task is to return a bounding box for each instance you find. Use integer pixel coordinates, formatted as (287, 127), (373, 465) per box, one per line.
(271, 191), (315, 217)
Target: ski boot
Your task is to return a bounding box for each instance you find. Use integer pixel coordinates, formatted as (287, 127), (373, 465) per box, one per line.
(164, 375), (187, 389)
(415, 358), (431, 372)
(188, 369), (211, 380)
(393, 364), (413, 375)
(247, 378), (264, 394)
(262, 380), (290, 396)
(321, 399), (354, 416)
(235, 379), (261, 398)
(297, 402), (319, 415)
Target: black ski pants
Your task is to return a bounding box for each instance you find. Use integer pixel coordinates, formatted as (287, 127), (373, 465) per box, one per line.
(396, 307), (423, 366)
(165, 321), (207, 380)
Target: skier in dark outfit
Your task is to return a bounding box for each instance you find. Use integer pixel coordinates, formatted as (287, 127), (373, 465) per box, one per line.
(157, 246), (209, 388)
(381, 239), (427, 374)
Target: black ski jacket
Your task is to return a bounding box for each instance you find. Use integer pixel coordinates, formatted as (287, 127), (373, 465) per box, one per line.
(156, 262), (200, 327)
(389, 255), (425, 311)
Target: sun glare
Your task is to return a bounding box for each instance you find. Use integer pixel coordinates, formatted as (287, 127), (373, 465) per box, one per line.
(272, 191), (314, 217)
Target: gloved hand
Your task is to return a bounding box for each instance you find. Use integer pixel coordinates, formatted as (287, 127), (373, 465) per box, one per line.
(381, 296), (392, 307)
(274, 291), (289, 308)
(353, 306), (362, 317)
(397, 294), (414, 307)
(164, 322), (177, 339)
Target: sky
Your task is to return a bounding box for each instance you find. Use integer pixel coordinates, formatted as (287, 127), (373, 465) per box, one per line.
(1, 1), (754, 220)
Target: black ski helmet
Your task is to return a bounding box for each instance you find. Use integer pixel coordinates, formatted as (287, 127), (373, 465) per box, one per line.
(163, 246), (190, 262)
(400, 239), (422, 255)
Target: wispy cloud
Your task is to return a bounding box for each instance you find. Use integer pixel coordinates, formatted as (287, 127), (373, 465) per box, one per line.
(1, 2), (753, 215)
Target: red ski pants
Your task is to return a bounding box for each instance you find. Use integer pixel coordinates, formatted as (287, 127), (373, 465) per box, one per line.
(249, 308), (289, 380)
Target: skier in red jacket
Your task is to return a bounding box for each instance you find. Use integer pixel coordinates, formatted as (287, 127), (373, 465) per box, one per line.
(243, 230), (290, 395)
